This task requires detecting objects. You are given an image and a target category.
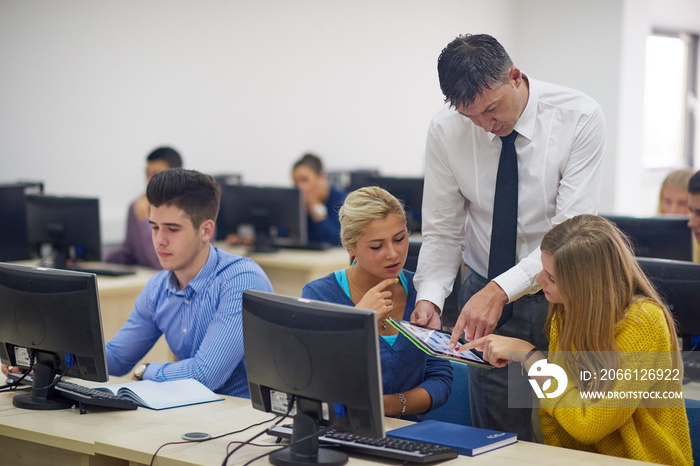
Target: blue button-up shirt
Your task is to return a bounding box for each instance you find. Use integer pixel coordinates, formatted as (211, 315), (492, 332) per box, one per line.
(106, 245), (273, 397)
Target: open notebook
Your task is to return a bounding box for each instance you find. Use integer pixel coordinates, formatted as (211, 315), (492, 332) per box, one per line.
(95, 378), (224, 410)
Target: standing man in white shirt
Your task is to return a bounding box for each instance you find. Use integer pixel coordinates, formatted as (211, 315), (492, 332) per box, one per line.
(411, 34), (606, 440)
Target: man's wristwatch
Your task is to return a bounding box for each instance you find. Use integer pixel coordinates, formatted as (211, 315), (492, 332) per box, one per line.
(134, 363), (150, 380)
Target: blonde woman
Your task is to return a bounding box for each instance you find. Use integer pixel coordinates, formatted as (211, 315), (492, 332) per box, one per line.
(657, 168), (693, 215)
(463, 215), (691, 465)
(302, 187), (452, 420)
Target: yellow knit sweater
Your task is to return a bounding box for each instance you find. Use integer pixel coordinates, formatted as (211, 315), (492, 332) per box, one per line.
(539, 301), (693, 465)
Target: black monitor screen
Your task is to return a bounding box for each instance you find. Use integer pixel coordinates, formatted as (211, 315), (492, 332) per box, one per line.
(637, 257), (700, 338)
(26, 194), (102, 268)
(216, 185), (307, 252)
(0, 262), (108, 410)
(368, 177), (424, 233)
(603, 215), (692, 261)
(243, 290), (384, 465)
(0, 184), (31, 261)
(327, 169), (381, 192)
(213, 173), (243, 187)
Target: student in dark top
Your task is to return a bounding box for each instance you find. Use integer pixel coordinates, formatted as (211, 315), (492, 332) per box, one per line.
(301, 187), (452, 420)
(291, 153), (346, 246)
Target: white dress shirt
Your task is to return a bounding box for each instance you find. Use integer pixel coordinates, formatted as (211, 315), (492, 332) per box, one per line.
(414, 77), (606, 310)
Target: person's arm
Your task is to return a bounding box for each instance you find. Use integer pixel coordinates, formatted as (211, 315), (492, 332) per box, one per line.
(105, 278), (164, 376)
(416, 356), (453, 411)
(450, 282), (509, 343)
(308, 190), (345, 245)
(382, 353), (453, 417)
(412, 118), (468, 327)
(309, 216), (341, 245)
(460, 334), (539, 368)
(410, 300), (442, 329)
(143, 268), (273, 392)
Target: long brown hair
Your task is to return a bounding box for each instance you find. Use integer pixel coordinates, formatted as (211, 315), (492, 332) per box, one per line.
(541, 215), (680, 391)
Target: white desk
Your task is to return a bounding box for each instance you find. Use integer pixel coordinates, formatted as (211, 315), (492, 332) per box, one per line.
(0, 379), (656, 466)
(219, 243), (351, 297)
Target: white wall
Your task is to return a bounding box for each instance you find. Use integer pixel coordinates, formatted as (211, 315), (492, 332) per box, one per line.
(0, 0), (509, 242)
(0, 0), (695, 244)
(509, 0), (624, 216)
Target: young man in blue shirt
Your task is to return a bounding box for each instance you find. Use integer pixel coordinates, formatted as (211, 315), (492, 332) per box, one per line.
(105, 168), (273, 398)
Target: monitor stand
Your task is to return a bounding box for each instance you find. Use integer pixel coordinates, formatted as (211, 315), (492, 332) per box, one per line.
(12, 361), (73, 410)
(253, 228), (278, 253)
(269, 398), (348, 466)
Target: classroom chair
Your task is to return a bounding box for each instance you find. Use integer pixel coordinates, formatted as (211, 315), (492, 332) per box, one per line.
(424, 361), (471, 426)
(685, 398), (700, 465)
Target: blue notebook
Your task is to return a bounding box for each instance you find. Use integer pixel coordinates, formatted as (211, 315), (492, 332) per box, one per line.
(387, 419), (517, 457)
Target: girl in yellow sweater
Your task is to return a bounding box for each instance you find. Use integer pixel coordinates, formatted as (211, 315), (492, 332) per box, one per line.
(463, 214), (692, 465)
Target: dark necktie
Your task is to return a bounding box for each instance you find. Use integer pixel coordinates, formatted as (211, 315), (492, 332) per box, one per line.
(488, 131), (518, 327)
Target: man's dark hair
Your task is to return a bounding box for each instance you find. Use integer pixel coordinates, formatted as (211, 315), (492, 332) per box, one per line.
(293, 153), (324, 174)
(689, 170), (700, 195)
(147, 168), (221, 228)
(147, 146), (183, 168)
(437, 33), (513, 109)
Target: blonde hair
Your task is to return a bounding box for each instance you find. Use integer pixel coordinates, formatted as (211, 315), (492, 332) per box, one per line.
(339, 186), (407, 249)
(657, 168), (693, 214)
(541, 215), (680, 391)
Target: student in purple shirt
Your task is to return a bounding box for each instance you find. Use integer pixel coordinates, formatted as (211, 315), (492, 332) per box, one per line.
(105, 147), (183, 269)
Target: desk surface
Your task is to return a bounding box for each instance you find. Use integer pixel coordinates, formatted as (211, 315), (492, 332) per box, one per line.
(0, 378), (656, 466)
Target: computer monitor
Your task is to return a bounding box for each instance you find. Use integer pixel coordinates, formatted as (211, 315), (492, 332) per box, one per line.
(216, 185), (307, 253)
(0, 262), (108, 410)
(367, 176), (424, 233)
(636, 257), (700, 340)
(242, 290), (384, 466)
(602, 214), (692, 261)
(26, 194), (102, 269)
(0, 184), (31, 261)
(327, 169), (380, 192)
(213, 173), (243, 187)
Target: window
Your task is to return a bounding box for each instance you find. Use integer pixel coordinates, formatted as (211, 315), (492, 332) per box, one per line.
(642, 31), (698, 169)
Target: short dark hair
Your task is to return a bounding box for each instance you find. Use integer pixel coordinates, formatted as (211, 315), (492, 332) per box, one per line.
(147, 146), (183, 168)
(147, 168), (221, 228)
(689, 170), (700, 195)
(293, 153), (324, 174)
(437, 33), (513, 109)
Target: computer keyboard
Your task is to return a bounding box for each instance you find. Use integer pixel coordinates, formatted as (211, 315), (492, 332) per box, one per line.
(6, 373), (138, 412)
(267, 424), (458, 463)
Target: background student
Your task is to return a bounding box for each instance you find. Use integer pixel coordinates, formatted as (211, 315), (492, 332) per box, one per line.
(658, 168), (693, 215)
(104, 168), (273, 397)
(291, 153), (346, 246)
(410, 33), (606, 440)
(301, 186), (452, 420)
(688, 171), (700, 263)
(463, 214), (692, 465)
(105, 146), (183, 268)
